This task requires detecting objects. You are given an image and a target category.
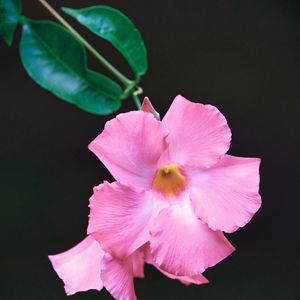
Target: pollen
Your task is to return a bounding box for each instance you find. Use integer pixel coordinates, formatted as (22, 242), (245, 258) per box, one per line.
(152, 164), (186, 197)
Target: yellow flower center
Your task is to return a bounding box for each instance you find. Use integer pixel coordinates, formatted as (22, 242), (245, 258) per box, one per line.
(152, 164), (186, 197)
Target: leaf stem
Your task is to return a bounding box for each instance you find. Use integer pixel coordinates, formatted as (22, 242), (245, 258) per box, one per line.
(37, 0), (133, 87)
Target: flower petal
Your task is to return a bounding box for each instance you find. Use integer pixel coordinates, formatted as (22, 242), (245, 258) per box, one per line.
(161, 95), (231, 168)
(101, 254), (137, 300)
(156, 264), (209, 286)
(88, 181), (164, 258)
(89, 111), (168, 188)
(131, 250), (145, 278)
(177, 275), (209, 286)
(141, 97), (160, 120)
(48, 236), (104, 295)
(150, 198), (234, 276)
(189, 155), (261, 233)
(143, 244), (208, 285)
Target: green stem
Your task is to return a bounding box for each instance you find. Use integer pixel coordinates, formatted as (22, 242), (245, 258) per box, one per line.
(132, 87), (143, 109)
(132, 94), (141, 109)
(37, 0), (133, 87)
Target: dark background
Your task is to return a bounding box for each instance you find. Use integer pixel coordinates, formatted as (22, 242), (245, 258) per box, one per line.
(1, 0), (299, 299)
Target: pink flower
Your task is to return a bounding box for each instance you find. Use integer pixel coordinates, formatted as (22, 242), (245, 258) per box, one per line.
(87, 95), (261, 276)
(49, 235), (142, 299)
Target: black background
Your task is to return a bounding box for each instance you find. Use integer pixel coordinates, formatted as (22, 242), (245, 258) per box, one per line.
(1, 0), (299, 299)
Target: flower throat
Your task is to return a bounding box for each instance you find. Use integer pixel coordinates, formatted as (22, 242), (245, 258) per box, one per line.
(152, 164), (186, 196)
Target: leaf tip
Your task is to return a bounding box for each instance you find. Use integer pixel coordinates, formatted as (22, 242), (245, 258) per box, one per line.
(61, 6), (75, 16)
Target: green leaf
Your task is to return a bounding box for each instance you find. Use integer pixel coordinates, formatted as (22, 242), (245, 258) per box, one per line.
(20, 19), (122, 115)
(62, 5), (148, 78)
(0, 0), (21, 45)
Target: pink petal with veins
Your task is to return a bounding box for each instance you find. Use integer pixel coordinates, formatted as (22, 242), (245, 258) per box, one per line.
(89, 111), (168, 188)
(160, 95), (231, 168)
(88, 181), (164, 258)
(150, 196), (235, 276)
(189, 155), (261, 233)
(48, 236), (104, 295)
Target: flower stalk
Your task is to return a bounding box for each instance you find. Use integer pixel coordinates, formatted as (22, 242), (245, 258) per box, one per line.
(132, 87), (143, 109)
